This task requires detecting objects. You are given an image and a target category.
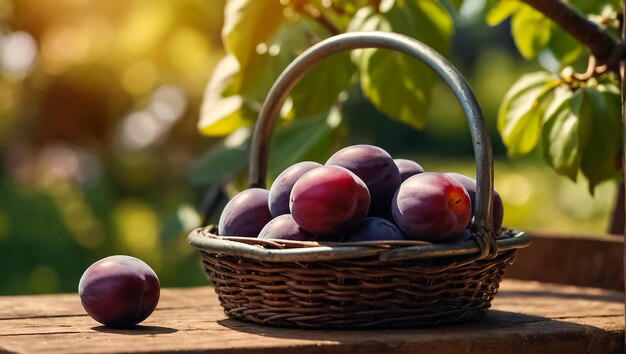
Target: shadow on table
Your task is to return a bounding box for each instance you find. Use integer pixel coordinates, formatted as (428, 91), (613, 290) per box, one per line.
(217, 310), (619, 344)
(91, 325), (178, 335)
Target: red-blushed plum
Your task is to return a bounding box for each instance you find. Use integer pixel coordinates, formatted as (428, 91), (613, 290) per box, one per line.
(290, 165), (370, 235)
(394, 159), (425, 182)
(268, 161), (322, 217)
(326, 145), (400, 216)
(78, 255), (160, 328)
(445, 172), (504, 232)
(392, 172), (472, 242)
(218, 188), (273, 237)
(258, 214), (316, 241)
(341, 217), (407, 242)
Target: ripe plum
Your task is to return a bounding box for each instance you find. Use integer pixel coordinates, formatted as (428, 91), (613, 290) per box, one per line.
(78, 255), (160, 328)
(268, 161), (322, 217)
(258, 214), (316, 241)
(218, 188), (272, 237)
(341, 217), (406, 242)
(394, 159), (424, 182)
(290, 165), (370, 235)
(392, 172), (471, 242)
(445, 172), (504, 232)
(326, 145), (400, 215)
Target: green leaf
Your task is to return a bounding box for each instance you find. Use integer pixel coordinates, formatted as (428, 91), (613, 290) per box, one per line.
(198, 96), (253, 136)
(548, 25), (584, 66)
(349, 1), (453, 130)
(198, 55), (254, 136)
(498, 72), (554, 156)
(200, 18), (326, 136)
(192, 109), (342, 191)
(237, 22), (310, 105)
(289, 52), (355, 119)
(578, 85), (623, 193)
(268, 109), (342, 178)
(511, 5), (551, 58)
(486, 0), (521, 26)
(541, 86), (580, 180)
(188, 128), (251, 187)
(405, 0), (454, 55)
(358, 48), (432, 129)
(222, 0), (285, 69)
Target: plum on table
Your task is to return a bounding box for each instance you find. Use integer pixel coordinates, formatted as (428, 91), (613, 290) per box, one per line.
(78, 255), (160, 328)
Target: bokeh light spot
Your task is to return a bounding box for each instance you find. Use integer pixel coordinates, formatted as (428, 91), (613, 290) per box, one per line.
(166, 27), (212, 90)
(119, 111), (162, 150)
(62, 200), (104, 249)
(268, 44), (280, 56)
(255, 43), (268, 55)
(498, 174), (532, 206)
(121, 60), (158, 95)
(41, 26), (90, 73)
(1, 31), (37, 79)
(117, 1), (173, 56)
(150, 85), (187, 124)
(113, 199), (159, 257)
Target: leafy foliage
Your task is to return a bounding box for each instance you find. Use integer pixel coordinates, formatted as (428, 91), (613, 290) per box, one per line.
(541, 86), (579, 180)
(499, 72), (622, 192)
(498, 72), (555, 156)
(197, 0), (624, 194)
(510, 5), (551, 59)
(194, 0), (455, 186)
(488, 0), (623, 191)
(348, 0), (453, 130)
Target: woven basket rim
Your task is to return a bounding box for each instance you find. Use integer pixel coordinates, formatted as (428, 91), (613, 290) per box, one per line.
(188, 226), (530, 262)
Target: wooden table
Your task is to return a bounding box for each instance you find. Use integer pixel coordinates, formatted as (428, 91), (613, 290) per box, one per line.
(1, 279), (623, 353)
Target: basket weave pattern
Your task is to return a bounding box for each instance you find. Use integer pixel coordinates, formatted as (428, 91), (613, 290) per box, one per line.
(198, 230), (517, 329)
(190, 32), (531, 329)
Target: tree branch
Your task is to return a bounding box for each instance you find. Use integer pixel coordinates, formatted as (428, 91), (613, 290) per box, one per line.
(369, 0), (382, 13)
(521, 0), (624, 73)
(298, 4), (341, 36)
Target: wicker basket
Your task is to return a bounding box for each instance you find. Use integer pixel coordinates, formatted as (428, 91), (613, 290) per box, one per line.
(189, 32), (531, 329)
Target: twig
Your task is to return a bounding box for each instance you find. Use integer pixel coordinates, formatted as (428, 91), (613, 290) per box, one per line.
(369, 0), (381, 12)
(573, 56), (608, 81)
(521, 0), (624, 73)
(297, 4), (341, 35)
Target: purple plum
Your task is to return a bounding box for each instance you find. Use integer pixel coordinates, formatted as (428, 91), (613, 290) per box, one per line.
(78, 255), (160, 328)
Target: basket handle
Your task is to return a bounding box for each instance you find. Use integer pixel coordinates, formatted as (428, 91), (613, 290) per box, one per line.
(248, 32), (497, 259)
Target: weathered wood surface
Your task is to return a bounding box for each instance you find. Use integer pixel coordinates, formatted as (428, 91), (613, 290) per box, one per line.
(507, 231), (624, 290)
(0, 280), (623, 354)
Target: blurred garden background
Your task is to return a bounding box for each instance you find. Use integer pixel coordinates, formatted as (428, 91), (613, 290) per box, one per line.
(0, 0), (618, 295)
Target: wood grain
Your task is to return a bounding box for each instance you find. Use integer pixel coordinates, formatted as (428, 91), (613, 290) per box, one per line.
(0, 280), (623, 354)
